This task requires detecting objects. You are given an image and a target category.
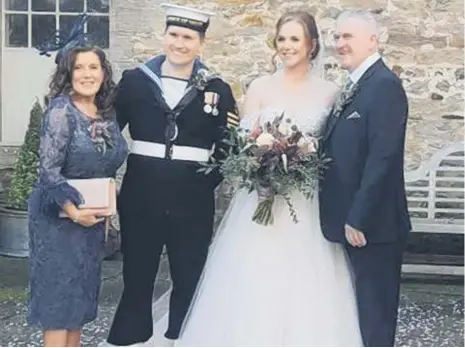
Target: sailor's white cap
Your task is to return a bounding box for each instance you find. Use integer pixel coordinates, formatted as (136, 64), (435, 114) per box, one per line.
(161, 3), (215, 33)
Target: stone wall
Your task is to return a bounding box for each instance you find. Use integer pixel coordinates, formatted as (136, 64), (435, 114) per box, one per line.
(110, 0), (464, 171)
(0, 1), (462, 204)
(108, 0), (464, 232)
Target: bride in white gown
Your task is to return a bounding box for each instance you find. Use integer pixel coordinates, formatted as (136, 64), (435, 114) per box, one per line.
(176, 11), (363, 347)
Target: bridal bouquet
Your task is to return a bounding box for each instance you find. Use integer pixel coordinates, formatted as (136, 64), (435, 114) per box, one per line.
(199, 112), (331, 226)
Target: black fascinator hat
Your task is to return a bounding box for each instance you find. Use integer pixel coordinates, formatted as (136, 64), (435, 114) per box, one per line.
(36, 13), (90, 64)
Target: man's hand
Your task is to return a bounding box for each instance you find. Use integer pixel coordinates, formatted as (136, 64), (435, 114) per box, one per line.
(345, 224), (367, 247)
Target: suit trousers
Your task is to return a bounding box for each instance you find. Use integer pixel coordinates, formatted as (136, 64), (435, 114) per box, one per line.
(107, 208), (213, 345)
(345, 239), (407, 347)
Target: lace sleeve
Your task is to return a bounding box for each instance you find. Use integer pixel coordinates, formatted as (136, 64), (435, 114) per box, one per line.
(39, 97), (82, 213)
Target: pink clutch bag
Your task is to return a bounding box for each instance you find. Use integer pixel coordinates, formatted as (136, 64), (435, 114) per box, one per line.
(59, 177), (116, 216)
(59, 178), (116, 239)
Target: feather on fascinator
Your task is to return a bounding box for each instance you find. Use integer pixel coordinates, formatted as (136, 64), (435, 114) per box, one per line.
(36, 13), (89, 64)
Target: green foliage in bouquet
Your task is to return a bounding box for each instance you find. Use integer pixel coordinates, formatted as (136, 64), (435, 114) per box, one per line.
(199, 113), (332, 226)
(7, 100), (43, 210)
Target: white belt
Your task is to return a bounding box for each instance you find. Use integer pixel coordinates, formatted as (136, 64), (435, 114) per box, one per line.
(131, 140), (212, 162)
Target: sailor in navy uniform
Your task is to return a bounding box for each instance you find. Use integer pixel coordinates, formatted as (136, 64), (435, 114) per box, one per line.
(106, 4), (239, 346)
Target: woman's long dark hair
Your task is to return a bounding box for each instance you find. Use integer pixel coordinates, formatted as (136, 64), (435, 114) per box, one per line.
(48, 46), (116, 116)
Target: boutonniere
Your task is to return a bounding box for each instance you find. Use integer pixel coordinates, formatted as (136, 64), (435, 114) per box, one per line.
(333, 82), (359, 118)
(203, 91), (221, 116)
(193, 68), (218, 91)
(193, 68), (222, 116)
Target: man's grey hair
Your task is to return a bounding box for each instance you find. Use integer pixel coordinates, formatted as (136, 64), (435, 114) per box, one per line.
(336, 9), (380, 38)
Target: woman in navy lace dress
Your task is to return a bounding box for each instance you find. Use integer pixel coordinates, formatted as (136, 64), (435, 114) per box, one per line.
(27, 45), (128, 346)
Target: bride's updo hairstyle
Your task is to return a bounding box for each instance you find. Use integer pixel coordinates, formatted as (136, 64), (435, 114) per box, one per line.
(272, 11), (321, 70)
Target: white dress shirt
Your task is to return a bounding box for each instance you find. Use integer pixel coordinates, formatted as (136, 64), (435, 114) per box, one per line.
(349, 51), (382, 84)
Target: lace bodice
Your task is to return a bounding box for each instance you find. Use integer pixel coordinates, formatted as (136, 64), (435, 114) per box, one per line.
(38, 95), (128, 184)
(240, 105), (331, 138)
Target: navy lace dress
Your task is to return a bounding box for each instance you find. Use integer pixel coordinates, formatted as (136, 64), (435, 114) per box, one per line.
(27, 94), (128, 329)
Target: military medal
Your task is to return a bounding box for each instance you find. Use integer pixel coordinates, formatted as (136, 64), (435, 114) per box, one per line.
(203, 104), (213, 114)
(211, 92), (219, 116)
(203, 91), (220, 116)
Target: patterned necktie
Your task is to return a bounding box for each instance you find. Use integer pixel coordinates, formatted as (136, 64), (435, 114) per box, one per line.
(343, 77), (354, 93)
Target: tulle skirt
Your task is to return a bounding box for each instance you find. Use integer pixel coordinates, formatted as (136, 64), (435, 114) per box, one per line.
(176, 189), (363, 347)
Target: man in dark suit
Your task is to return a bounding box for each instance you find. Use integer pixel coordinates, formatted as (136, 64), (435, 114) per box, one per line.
(319, 9), (411, 347)
(106, 3), (239, 346)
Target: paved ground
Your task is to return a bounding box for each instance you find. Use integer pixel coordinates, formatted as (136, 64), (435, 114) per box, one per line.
(0, 255), (463, 347)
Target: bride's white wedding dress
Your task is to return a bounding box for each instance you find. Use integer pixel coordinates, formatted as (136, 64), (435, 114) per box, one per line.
(175, 76), (363, 347)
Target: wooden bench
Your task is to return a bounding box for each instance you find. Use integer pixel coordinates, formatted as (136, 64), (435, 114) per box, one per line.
(402, 141), (464, 276)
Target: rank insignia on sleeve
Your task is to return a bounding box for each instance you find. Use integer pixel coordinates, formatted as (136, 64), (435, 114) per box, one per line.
(227, 111), (240, 128)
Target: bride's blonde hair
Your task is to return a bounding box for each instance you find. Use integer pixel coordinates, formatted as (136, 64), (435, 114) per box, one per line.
(271, 11), (321, 72)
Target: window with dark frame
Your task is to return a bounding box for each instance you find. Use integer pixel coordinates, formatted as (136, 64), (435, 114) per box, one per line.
(4, 0), (110, 48)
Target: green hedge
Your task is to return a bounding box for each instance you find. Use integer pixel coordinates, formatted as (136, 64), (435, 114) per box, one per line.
(6, 100), (43, 211)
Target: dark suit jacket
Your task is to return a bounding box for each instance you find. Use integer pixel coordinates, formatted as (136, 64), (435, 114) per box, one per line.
(319, 59), (412, 244)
